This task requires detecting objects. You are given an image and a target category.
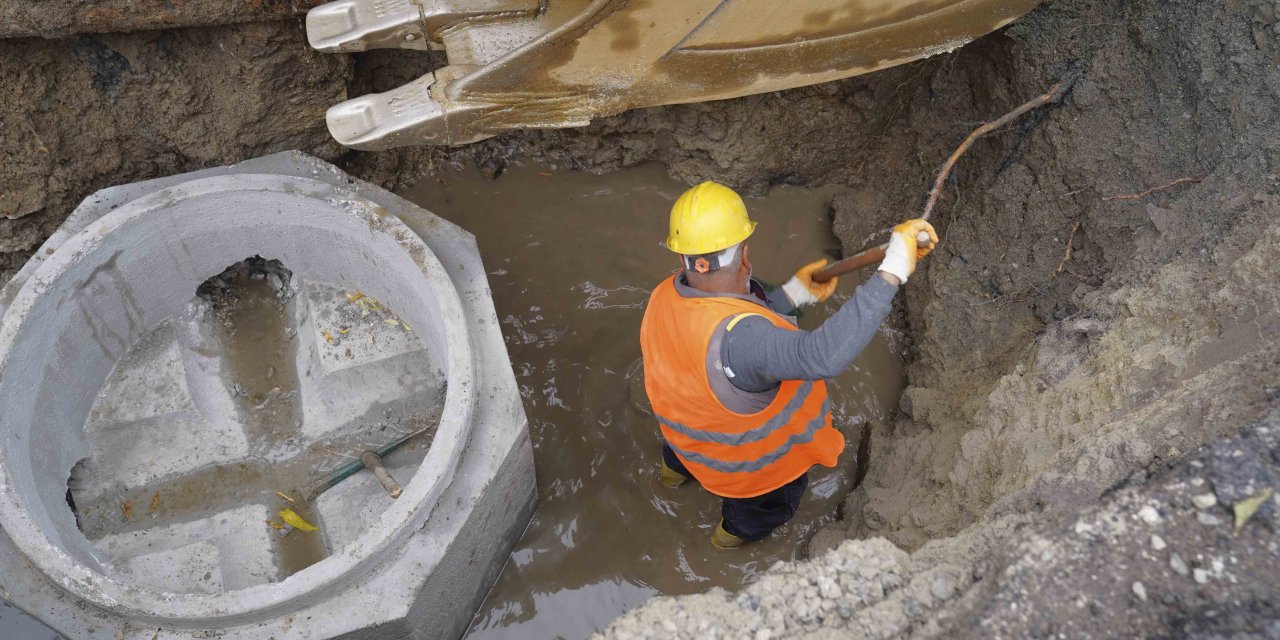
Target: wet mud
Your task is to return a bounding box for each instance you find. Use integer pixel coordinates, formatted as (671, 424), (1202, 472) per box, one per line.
(402, 160), (907, 639)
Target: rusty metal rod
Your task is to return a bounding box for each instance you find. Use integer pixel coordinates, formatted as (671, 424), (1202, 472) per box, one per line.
(812, 82), (1066, 284)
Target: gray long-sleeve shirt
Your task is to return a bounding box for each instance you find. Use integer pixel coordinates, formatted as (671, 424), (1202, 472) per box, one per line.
(725, 275), (898, 392)
(672, 273), (898, 411)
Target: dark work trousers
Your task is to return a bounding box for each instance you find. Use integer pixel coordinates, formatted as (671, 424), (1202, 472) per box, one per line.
(662, 443), (809, 541)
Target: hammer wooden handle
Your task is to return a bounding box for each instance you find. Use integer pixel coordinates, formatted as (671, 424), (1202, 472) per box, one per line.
(361, 451), (402, 499)
(811, 231), (933, 284)
(811, 243), (887, 283)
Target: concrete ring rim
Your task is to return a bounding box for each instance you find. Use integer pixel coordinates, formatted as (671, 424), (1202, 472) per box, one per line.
(0, 173), (476, 624)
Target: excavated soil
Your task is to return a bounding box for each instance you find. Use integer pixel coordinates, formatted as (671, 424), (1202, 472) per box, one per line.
(2, 0), (1278, 636)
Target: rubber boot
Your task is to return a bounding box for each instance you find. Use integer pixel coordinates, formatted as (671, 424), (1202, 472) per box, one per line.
(659, 459), (688, 488)
(710, 520), (745, 549)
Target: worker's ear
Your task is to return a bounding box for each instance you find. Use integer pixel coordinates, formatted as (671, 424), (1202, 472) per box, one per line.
(741, 244), (751, 272)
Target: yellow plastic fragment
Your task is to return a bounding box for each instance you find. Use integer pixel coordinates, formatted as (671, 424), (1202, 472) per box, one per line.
(400, 320), (413, 332)
(383, 319), (399, 326)
(339, 327), (351, 335)
(322, 329), (335, 344)
(1233, 487), (1274, 532)
(345, 291), (366, 303)
(279, 508), (319, 532)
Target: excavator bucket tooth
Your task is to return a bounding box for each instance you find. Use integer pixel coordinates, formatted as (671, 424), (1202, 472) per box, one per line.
(325, 70), (493, 148)
(306, 0), (428, 52)
(307, 0), (539, 53)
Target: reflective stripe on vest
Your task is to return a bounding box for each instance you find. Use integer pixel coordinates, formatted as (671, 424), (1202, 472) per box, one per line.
(655, 381), (815, 446)
(664, 399), (832, 473)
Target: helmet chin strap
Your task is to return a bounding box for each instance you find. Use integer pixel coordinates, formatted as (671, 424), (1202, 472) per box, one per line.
(682, 243), (740, 273)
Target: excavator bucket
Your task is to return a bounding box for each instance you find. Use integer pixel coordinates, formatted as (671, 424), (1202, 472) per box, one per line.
(306, 0), (1042, 149)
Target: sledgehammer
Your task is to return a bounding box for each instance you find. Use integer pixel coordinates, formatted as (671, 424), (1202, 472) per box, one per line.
(810, 82), (1067, 284)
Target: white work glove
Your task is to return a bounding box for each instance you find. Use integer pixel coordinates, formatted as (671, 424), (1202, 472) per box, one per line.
(877, 219), (938, 284)
(781, 259), (836, 307)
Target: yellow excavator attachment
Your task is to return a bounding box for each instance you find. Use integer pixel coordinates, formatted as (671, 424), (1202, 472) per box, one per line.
(306, 0), (1042, 149)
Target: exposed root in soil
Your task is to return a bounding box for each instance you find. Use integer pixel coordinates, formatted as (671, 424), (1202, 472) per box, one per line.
(1102, 175), (1207, 202)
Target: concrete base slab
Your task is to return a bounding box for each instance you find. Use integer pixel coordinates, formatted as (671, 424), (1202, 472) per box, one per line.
(95, 503), (278, 593)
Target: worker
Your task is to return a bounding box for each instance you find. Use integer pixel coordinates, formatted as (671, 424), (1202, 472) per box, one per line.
(639, 181), (937, 549)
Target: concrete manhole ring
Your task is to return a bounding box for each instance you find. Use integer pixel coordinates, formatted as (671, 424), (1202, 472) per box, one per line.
(0, 173), (476, 625)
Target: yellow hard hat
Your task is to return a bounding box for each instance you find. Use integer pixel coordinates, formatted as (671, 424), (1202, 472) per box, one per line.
(665, 181), (756, 255)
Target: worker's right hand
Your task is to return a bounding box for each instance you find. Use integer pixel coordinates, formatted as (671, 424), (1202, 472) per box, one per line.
(781, 259), (837, 307)
(877, 219), (938, 284)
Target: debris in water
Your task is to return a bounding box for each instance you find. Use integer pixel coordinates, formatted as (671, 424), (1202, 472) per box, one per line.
(149, 492), (160, 515)
(280, 508), (318, 532)
(121, 500), (133, 520)
(275, 491), (297, 505)
(322, 329), (335, 344)
(1233, 487), (1274, 531)
(400, 320), (413, 333)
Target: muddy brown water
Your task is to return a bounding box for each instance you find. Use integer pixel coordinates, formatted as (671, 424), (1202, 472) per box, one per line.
(402, 160), (906, 640)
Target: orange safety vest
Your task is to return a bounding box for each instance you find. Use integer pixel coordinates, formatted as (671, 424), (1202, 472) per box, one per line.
(639, 274), (843, 498)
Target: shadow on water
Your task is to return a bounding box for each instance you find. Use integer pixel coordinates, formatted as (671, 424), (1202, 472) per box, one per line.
(404, 160), (907, 640)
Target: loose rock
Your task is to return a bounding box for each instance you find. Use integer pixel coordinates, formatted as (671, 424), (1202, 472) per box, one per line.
(1191, 494), (1218, 510)
(1197, 512), (1224, 526)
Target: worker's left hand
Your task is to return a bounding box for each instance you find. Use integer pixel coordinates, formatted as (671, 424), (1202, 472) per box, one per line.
(878, 219), (938, 284)
(782, 259), (837, 306)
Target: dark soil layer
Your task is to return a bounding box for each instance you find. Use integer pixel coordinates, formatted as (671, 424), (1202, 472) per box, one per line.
(2, 0), (1278, 636)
